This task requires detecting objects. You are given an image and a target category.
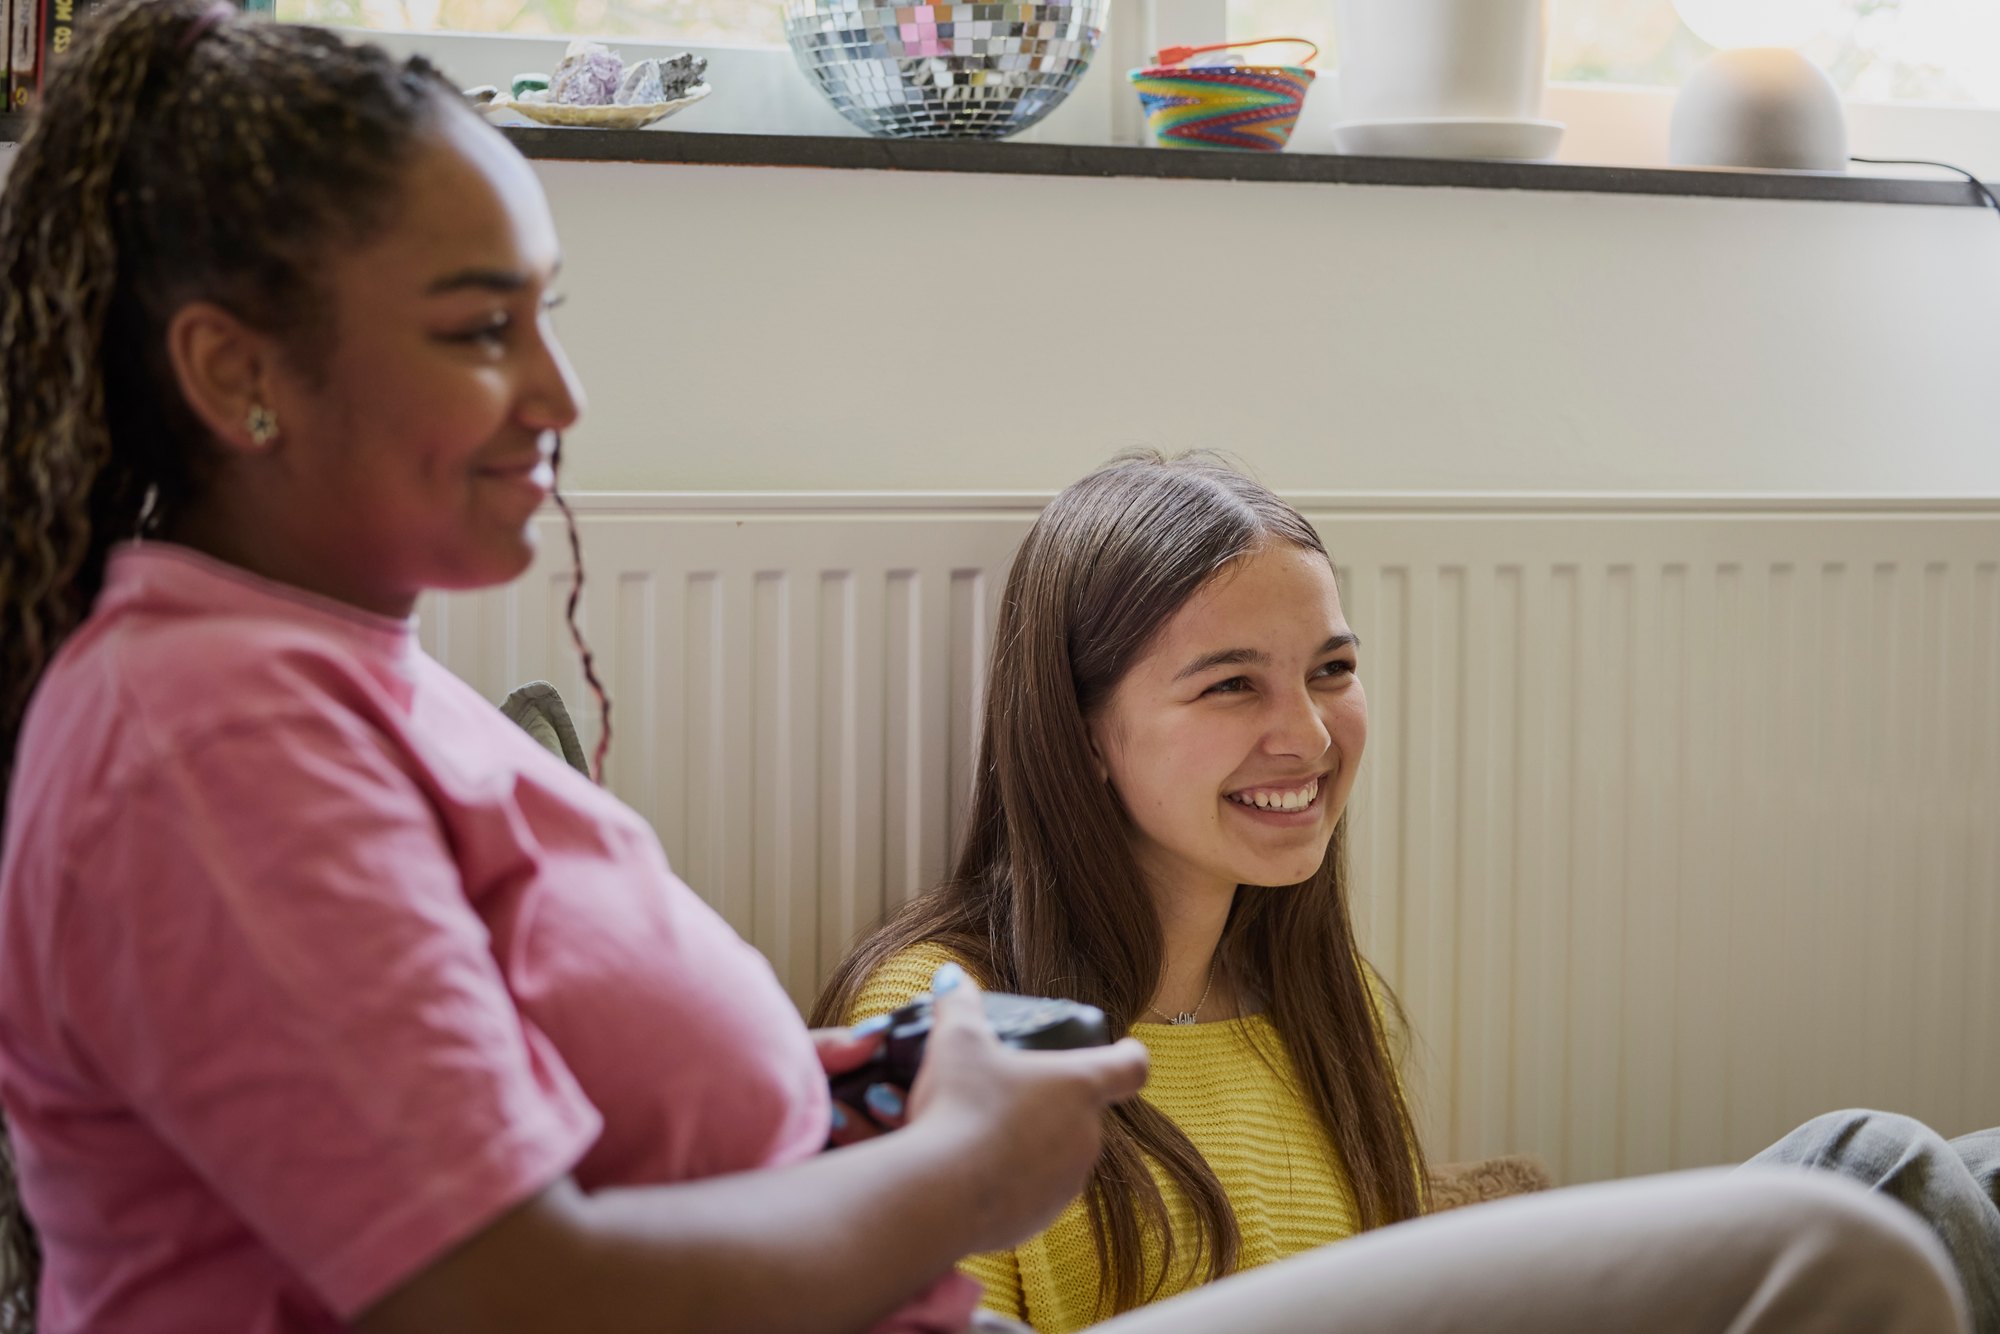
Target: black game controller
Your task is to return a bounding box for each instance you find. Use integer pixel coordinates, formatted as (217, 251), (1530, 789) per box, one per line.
(830, 990), (1112, 1114)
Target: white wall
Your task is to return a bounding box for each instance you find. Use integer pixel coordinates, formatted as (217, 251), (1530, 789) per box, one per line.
(7, 109), (1995, 500)
(536, 155), (2000, 496)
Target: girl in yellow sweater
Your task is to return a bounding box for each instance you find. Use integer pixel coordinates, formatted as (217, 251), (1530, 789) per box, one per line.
(815, 451), (1426, 1329)
(814, 452), (2000, 1334)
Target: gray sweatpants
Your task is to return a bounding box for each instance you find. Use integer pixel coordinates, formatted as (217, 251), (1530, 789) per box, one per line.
(1753, 1110), (2000, 1334)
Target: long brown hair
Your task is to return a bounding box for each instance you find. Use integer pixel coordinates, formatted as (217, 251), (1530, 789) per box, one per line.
(814, 451), (1428, 1318)
(0, 3), (479, 1320)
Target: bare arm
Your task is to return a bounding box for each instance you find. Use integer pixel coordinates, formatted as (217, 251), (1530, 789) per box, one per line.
(356, 977), (1148, 1334)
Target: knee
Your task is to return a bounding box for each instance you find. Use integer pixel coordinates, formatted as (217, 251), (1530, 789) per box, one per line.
(1812, 1109), (1939, 1144)
(1777, 1109), (1950, 1167)
(1749, 1170), (1968, 1331)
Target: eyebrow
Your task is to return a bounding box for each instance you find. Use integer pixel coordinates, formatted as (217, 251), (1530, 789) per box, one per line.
(1173, 632), (1361, 683)
(426, 257), (564, 296)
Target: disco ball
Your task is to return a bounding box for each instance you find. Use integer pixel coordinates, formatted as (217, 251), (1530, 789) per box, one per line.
(783, 1), (1107, 140)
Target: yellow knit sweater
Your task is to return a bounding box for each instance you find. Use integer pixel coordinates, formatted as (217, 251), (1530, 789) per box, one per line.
(849, 943), (1363, 1334)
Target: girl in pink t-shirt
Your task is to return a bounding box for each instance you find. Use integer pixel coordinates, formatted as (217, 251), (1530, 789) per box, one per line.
(0, 4), (1967, 1334)
(0, 7), (1145, 1332)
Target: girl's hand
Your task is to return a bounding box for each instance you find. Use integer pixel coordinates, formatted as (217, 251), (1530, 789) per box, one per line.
(904, 965), (1149, 1253)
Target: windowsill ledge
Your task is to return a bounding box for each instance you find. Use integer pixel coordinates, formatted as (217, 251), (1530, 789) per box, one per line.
(3, 113), (1987, 209)
(500, 127), (1992, 209)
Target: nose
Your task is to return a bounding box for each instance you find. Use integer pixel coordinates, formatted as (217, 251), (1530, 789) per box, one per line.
(521, 317), (587, 434)
(1264, 683), (1332, 761)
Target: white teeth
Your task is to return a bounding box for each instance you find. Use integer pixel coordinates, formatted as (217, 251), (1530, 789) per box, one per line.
(1230, 778), (1319, 812)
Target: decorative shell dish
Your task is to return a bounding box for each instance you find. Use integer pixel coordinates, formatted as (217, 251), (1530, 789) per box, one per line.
(482, 83), (712, 130)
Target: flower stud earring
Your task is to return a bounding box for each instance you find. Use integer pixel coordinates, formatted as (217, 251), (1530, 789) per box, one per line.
(246, 404), (279, 449)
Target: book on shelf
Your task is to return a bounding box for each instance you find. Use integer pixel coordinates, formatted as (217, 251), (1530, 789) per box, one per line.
(1, 0), (273, 122)
(6, 0), (37, 113)
(40, 0), (85, 103)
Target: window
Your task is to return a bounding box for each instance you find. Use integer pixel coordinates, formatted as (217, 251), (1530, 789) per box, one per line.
(1226, 0), (2000, 107)
(277, 1), (784, 47)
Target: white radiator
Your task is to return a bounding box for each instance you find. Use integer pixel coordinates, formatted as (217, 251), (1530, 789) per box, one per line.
(421, 494), (2000, 1185)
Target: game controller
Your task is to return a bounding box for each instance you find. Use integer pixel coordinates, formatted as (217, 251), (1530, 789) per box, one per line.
(830, 990), (1111, 1113)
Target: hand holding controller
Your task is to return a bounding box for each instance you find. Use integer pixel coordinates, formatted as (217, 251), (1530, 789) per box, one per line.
(828, 989), (1111, 1139)
(828, 964), (1147, 1251)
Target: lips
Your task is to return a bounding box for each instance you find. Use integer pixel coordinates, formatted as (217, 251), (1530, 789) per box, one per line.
(479, 454), (555, 491)
(480, 454), (549, 477)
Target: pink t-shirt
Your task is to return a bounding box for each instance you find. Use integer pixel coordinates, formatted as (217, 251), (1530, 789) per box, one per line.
(0, 543), (977, 1333)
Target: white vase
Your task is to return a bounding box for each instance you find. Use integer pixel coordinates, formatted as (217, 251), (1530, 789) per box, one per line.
(1330, 0), (1551, 125)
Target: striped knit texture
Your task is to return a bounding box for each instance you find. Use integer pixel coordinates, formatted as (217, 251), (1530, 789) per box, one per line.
(850, 944), (1362, 1333)
(1127, 66), (1314, 152)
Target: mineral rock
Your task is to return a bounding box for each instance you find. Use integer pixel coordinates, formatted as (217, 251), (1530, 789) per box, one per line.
(611, 51), (709, 106)
(656, 52), (709, 100)
(550, 40), (623, 107)
(614, 59), (668, 106)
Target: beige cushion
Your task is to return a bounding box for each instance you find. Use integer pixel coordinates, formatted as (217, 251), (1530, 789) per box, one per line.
(499, 680), (589, 776)
(1426, 1154), (1554, 1213)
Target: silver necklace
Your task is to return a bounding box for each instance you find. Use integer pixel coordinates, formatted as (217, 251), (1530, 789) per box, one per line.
(1146, 957), (1219, 1026)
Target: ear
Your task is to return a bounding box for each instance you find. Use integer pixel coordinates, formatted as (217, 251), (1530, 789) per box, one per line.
(164, 301), (281, 455)
(1084, 716), (1112, 786)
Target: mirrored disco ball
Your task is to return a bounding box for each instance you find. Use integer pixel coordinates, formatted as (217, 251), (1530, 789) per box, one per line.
(784, 1), (1107, 140)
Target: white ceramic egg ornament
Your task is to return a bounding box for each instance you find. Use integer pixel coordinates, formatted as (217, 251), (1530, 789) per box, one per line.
(1669, 47), (1848, 172)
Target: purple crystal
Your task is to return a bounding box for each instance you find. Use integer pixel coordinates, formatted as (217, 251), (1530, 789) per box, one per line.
(551, 40), (624, 107)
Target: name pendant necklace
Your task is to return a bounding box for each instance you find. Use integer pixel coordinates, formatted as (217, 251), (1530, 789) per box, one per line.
(1146, 957), (1219, 1026)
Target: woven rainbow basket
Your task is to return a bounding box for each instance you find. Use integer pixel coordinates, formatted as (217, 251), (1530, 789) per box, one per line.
(1129, 42), (1316, 152)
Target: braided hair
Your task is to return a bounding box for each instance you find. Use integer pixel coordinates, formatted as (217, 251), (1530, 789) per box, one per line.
(0, 2), (469, 1319)
(0, 0), (462, 798)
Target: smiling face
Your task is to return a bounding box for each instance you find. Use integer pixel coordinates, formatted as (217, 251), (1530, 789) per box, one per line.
(1090, 541), (1366, 903)
(237, 109), (584, 613)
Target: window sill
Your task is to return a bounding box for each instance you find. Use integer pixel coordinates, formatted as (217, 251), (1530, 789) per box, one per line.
(501, 126), (1994, 210)
(4, 110), (1986, 211)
